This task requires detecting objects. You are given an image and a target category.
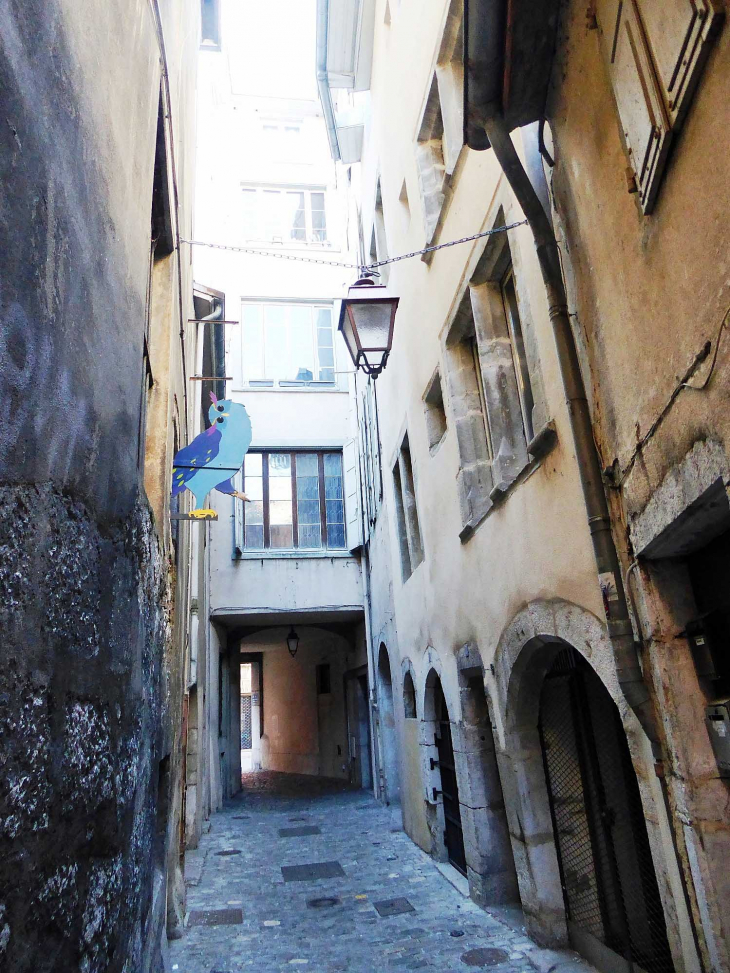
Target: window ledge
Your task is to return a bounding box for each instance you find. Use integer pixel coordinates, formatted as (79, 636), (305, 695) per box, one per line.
(233, 386), (349, 394)
(233, 549), (355, 561)
(459, 419), (559, 543)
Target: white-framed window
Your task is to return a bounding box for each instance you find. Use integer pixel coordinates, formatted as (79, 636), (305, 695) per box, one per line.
(240, 186), (328, 245)
(239, 301), (336, 387)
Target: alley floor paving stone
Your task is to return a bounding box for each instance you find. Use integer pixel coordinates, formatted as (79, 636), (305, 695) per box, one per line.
(171, 772), (597, 973)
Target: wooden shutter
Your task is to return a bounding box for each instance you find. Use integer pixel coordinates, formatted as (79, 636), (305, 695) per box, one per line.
(638, 0), (723, 128)
(343, 438), (362, 552)
(597, 0), (671, 213)
(597, 0), (723, 214)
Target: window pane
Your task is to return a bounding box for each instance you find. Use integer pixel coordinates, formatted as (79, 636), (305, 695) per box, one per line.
(324, 476), (343, 500)
(246, 500), (264, 525)
(324, 453), (342, 477)
(269, 500), (293, 525)
(318, 346), (334, 367)
(245, 525), (264, 549)
(319, 367), (335, 382)
(296, 453), (318, 476)
(264, 305), (287, 380)
(268, 453), (291, 475)
(242, 304), (264, 380)
(327, 523), (345, 548)
(245, 452), (262, 476)
(269, 476), (292, 500)
(326, 500), (344, 524)
(270, 525), (293, 548)
(296, 476), (319, 500)
(244, 476), (263, 501)
(262, 190), (282, 240)
(284, 191), (306, 242)
(298, 524), (322, 549)
(297, 500), (320, 524)
(289, 305), (314, 380)
(311, 192), (327, 242)
(316, 308), (332, 331)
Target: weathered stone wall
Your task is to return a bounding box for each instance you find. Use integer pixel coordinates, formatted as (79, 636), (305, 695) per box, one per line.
(0, 0), (197, 969)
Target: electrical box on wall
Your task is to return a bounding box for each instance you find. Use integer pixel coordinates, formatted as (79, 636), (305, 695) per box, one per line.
(706, 698), (730, 778)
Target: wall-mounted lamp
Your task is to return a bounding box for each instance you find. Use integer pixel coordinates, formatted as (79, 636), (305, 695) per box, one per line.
(286, 627), (300, 658)
(337, 272), (399, 378)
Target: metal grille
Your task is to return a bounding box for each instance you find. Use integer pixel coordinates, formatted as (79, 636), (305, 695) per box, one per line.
(240, 694), (252, 750)
(539, 648), (674, 973)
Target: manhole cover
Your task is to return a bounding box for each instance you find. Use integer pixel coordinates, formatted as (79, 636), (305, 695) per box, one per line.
(281, 861), (345, 882)
(215, 849), (241, 856)
(306, 896), (340, 909)
(188, 908), (243, 927)
(460, 948), (510, 967)
(278, 826), (322, 837)
(373, 897), (415, 917)
(450, 930), (465, 938)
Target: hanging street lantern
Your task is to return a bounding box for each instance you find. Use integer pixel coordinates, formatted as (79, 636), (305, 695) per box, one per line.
(286, 626), (300, 658)
(337, 272), (399, 378)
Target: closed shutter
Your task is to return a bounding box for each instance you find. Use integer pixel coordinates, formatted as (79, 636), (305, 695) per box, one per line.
(343, 438), (362, 552)
(638, 0), (723, 128)
(597, 0), (671, 213)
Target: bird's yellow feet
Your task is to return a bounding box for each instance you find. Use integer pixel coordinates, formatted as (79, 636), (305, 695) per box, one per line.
(189, 508), (217, 519)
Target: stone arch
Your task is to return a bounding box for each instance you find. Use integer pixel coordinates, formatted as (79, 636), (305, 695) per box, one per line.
(489, 599), (680, 964)
(376, 643), (401, 805)
(402, 661), (417, 720)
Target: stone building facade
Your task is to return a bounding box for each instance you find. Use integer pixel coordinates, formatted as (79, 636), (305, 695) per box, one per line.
(317, 3), (730, 973)
(0, 1), (199, 969)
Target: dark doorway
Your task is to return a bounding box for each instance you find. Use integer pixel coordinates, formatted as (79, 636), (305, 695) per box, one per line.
(434, 679), (467, 875)
(538, 647), (674, 973)
(345, 666), (372, 790)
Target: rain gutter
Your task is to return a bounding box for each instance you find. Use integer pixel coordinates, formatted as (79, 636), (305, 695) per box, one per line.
(316, 0), (342, 162)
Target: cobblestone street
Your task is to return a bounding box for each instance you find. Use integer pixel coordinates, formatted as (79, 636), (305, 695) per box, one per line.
(171, 773), (593, 973)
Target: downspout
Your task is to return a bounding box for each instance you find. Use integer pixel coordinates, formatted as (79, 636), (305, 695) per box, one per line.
(200, 299), (224, 415)
(480, 116), (662, 758)
(316, 0), (342, 162)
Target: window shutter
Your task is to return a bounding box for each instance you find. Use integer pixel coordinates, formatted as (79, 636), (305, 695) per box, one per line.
(233, 470), (244, 557)
(597, 0), (671, 213)
(343, 438), (362, 552)
(637, 0), (723, 129)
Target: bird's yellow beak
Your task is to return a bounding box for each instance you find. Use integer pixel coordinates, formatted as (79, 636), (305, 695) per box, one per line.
(221, 412), (230, 417)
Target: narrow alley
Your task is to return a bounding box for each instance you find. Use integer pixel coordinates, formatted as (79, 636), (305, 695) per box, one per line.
(172, 773), (587, 973)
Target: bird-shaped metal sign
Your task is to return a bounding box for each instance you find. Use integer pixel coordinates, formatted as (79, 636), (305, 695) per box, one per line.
(172, 392), (252, 518)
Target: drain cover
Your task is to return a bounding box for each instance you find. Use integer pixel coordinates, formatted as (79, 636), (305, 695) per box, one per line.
(289, 816), (309, 822)
(460, 948), (510, 967)
(373, 897), (415, 917)
(232, 815), (250, 820)
(450, 930), (465, 938)
(281, 861), (345, 882)
(188, 908), (243, 927)
(215, 849), (241, 856)
(306, 896), (340, 909)
(278, 826), (322, 837)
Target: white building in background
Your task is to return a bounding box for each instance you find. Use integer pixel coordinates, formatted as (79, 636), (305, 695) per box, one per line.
(187, 0), (371, 817)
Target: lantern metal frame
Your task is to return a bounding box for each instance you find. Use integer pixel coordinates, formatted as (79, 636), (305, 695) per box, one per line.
(337, 274), (399, 378)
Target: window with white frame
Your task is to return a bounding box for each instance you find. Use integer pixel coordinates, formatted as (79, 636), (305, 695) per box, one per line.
(240, 186), (328, 245)
(239, 301), (335, 387)
(235, 451), (346, 553)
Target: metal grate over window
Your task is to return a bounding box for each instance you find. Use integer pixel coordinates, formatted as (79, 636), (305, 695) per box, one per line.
(240, 694), (252, 750)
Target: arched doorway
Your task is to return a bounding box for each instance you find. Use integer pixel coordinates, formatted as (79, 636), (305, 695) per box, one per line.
(429, 674), (467, 875)
(538, 646), (674, 973)
(377, 644), (400, 804)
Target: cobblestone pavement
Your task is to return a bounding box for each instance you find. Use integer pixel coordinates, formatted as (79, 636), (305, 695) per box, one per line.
(171, 772), (593, 973)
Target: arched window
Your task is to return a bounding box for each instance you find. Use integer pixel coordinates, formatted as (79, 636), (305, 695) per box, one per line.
(403, 670), (416, 719)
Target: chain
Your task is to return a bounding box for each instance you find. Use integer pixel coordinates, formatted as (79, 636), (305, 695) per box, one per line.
(180, 220), (528, 272)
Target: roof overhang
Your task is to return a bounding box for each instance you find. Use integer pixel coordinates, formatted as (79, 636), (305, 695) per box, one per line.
(316, 0), (375, 162)
(464, 0), (560, 150)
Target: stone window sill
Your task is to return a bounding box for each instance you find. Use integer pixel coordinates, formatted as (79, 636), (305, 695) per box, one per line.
(233, 550), (355, 561)
(458, 420), (558, 543)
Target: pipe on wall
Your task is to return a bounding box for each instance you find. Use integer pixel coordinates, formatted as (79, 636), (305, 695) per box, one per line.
(480, 115), (662, 759)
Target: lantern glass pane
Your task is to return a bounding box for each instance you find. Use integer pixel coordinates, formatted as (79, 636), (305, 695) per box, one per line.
(349, 302), (391, 349)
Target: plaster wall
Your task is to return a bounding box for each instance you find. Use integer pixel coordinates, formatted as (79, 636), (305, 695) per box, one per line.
(351, 1), (705, 969)
(546, 2), (730, 968)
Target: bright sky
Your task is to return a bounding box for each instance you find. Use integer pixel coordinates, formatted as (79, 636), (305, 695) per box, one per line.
(227, 0), (318, 101)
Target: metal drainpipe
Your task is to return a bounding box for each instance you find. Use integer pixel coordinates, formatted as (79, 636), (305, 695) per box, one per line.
(481, 115), (662, 758)
(201, 300), (224, 408)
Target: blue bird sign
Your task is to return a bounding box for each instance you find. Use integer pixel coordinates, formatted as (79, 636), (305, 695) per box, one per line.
(172, 392), (253, 518)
